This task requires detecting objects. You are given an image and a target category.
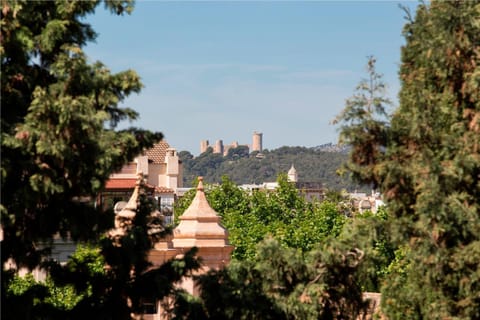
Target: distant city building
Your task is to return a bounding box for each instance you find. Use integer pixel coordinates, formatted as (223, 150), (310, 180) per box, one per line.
(240, 164), (324, 202)
(349, 191), (384, 214)
(100, 140), (183, 218)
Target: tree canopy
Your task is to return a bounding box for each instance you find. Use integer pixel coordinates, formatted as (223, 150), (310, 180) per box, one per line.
(175, 175), (348, 261)
(335, 1), (480, 318)
(1, 1), (198, 318)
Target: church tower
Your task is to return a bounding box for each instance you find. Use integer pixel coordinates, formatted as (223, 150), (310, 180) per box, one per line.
(287, 164), (298, 183)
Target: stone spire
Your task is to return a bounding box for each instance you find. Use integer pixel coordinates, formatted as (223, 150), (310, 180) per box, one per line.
(173, 177), (232, 248)
(288, 164), (298, 183)
(109, 172), (144, 241)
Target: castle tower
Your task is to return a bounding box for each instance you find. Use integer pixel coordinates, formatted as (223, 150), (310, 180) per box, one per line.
(200, 140), (209, 154)
(288, 164), (298, 183)
(213, 140), (224, 154)
(252, 131), (263, 152)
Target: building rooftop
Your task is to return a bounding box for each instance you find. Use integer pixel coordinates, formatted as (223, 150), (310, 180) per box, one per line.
(105, 178), (173, 194)
(144, 140), (170, 164)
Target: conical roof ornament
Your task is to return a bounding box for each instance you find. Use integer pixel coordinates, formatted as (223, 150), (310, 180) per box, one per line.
(173, 177), (230, 247)
(110, 172), (144, 240)
(179, 177), (221, 222)
(288, 164), (296, 174)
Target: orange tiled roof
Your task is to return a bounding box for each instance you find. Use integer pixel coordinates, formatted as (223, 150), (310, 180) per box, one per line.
(105, 179), (173, 194)
(145, 140), (170, 164)
(105, 179), (137, 189)
(156, 186), (175, 194)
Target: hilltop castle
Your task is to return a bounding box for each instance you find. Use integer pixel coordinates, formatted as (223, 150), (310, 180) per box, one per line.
(200, 131), (263, 156)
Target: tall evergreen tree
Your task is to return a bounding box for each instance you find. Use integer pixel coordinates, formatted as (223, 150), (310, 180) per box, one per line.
(337, 1), (480, 318)
(332, 56), (391, 189)
(175, 238), (368, 320)
(381, 2), (480, 318)
(1, 1), (199, 318)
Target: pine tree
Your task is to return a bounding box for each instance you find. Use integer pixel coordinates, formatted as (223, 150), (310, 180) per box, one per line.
(1, 1), (198, 318)
(337, 1), (480, 318)
(380, 2), (480, 318)
(332, 56), (392, 189)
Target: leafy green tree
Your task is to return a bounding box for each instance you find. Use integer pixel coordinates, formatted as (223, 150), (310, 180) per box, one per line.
(286, 201), (346, 252)
(338, 207), (395, 292)
(1, 1), (199, 318)
(5, 246), (104, 319)
(337, 1), (480, 318)
(225, 145), (250, 160)
(175, 175), (347, 261)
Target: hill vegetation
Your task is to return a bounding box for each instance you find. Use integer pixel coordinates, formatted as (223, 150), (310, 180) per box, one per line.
(179, 145), (367, 192)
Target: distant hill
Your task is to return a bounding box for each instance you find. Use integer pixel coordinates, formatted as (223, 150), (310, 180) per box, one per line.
(311, 143), (350, 153)
(178, 145), (368, 192)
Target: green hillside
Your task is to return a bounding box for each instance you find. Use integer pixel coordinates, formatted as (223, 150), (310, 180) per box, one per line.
(179, 145), (368, 191)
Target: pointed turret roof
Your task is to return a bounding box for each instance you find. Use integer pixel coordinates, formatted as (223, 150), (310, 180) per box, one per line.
(288, 164), (297, 175)
(173, 177), (231, 248)
(288, 164), (298, 182)
(109, 172), (144, 240)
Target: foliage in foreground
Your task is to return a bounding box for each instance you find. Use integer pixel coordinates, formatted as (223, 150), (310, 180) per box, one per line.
(3, 188), (201, 320)
(1, 1), (199, 318)
(335, 1), (480, 318)
(175, 175), (394, 294)
(174, 238), (369, 320)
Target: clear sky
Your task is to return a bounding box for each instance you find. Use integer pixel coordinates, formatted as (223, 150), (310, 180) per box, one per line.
(85, 1), (419, 155)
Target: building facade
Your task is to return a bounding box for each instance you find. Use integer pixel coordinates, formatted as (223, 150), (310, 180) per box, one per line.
(101, 140), (183, 219)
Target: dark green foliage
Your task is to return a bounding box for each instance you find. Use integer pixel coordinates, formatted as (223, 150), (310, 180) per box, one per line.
(3, 187), (201, 320)
(336, 1), (480, 318)
(338, 207), (395, 292)
(1, 1), (199, 318)
(1, 0), (162, 269)
(179, 146), (367, 192)
(380, 2), (480, 318)
(179, 238), (368, 320)
(332, 56), (391, 189)
(225, 145), (250, 160)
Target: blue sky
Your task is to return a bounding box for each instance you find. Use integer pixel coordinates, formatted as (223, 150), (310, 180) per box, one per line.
(85, 1), (419, 154)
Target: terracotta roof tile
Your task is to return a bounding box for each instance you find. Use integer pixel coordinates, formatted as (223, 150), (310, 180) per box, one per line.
(155, 186), (175, 194)
(105, 179), (137, 189)
(106, 179), (157, 192)
(145, 140), (170, 164)
(106, 179), (173, 194)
